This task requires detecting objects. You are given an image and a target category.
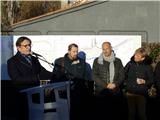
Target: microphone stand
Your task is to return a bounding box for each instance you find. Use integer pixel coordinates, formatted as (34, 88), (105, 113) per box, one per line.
(35, 55), (72, 112)
(35, 55), (54, 67)
(32, 55), (53, 87)
(52, 60), (73, 114)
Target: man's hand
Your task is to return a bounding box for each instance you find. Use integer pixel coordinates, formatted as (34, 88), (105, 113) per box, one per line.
(137, 78), (146, 85)
(106, 83), (116, 89)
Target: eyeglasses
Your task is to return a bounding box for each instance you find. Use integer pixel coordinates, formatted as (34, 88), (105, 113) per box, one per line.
(20, 44), (32, 48)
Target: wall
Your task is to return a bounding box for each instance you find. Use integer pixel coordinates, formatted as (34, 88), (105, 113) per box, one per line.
(12, 1), (160, 43)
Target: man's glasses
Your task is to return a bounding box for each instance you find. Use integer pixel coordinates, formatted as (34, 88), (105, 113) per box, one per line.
(20, 44), (32, 48)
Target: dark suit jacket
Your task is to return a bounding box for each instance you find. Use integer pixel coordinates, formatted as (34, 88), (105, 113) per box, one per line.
(155, 62), (160, 91)
(7, 52), (52, 90)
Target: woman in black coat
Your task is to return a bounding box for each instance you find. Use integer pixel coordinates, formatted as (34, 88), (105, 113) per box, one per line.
(124, 47), (154, 120)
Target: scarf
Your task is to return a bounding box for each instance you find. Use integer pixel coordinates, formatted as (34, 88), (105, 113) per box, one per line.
(98, 52), (115, 83)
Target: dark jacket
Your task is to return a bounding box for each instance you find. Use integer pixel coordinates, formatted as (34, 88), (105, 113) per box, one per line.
(124, 56), (154, 96)
(7, 52), (52, 90)
(92, 57), (124, 93)
(154, 61), (160, 91)
(52, 53), (87, 90)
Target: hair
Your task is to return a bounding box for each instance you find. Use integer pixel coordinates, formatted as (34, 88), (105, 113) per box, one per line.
(68, 43), (78, 51)
(16, 36), (31, 46)
(102, 41), (112, 47)
(135, 47), (148, 58)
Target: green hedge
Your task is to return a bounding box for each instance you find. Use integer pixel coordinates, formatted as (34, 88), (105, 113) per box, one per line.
(142, 42), (160, 68)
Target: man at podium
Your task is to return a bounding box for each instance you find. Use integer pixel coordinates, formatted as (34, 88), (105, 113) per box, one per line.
(7, 36), (52, 120)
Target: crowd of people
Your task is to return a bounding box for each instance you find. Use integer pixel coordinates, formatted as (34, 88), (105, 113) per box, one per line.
(7, 36), (160, 120)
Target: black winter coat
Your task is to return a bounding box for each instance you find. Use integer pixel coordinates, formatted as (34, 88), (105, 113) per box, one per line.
(154, 61), (160, 90)
(124, 56), (154, 96)
(92, 57), (124, 93)
(7, 52), (52, 90)
(52, 53), (87, 90)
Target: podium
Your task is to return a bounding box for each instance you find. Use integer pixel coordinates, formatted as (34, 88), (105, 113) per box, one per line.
(20, 81), (70, 120)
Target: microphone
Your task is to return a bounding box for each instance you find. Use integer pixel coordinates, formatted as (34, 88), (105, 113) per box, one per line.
(31, 52), (42, 57)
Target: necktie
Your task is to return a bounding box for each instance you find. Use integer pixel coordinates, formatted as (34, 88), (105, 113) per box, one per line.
(25, 56), (32, 65)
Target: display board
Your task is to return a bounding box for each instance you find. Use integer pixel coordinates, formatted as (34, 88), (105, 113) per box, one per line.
(13, 35), (141, 72)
